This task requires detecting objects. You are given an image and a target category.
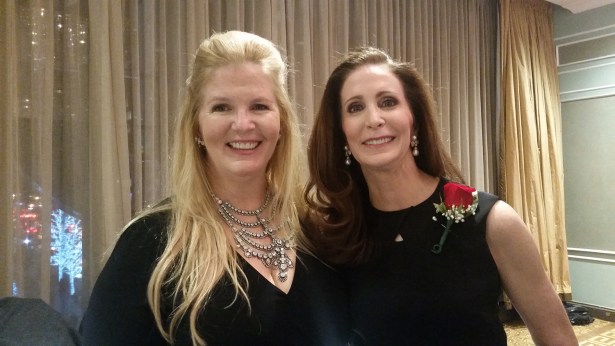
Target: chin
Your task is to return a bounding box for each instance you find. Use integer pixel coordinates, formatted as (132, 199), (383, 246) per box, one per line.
(229, 164), (268, 178)
(361, 156), (404, 171)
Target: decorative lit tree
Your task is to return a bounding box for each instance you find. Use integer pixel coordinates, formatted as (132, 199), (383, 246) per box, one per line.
(50, 209), (83, 295)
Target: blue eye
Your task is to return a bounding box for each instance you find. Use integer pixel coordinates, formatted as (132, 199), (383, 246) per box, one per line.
(211, 104), (230, 112)
(252, 104), (270, 111)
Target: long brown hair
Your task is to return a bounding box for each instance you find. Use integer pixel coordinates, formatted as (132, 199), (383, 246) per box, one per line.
(304, 47), (463, 266)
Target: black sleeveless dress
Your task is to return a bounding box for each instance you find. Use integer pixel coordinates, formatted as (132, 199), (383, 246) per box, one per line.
(80, 210), (351, 345)
(345, 179), (506, 345)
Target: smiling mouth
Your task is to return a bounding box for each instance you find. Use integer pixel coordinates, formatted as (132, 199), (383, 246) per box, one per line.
(228, 141), (260, 150)
(364, 137), (393, 145)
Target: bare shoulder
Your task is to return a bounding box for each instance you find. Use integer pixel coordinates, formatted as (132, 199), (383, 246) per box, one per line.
(485, 201), (578, 345)
(485, 201), (533, 248)
(483, 200), (545, 292)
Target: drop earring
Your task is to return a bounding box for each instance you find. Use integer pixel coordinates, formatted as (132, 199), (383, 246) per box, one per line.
(195, 136), (205, 149)
(411, 135), (419, 157)
(344, 145), (352, 166)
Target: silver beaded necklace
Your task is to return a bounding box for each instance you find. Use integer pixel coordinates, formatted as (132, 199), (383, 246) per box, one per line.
(214, 191), (294, 282)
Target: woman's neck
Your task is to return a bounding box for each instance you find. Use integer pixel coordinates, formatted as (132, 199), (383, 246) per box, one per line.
(211, 178), (269, 211)
(364, 166), (439, 212)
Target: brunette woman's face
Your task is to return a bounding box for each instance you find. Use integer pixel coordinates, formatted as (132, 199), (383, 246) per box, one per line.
(340, 64), (415, 172)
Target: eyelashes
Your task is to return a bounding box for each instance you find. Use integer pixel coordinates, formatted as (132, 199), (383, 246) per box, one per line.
(347, 103), (364, 113)
(345, 97), (398, 114)
(210, 103), (271, 113)
(211, 104), (231, 112)
(381, 97), (397, 108)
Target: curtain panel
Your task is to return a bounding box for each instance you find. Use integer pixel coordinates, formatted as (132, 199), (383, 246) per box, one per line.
(1, 0), (498, 326)
(499, 0), (572, 298)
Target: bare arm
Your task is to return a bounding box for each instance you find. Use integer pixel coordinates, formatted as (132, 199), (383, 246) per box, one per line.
(486, 201), (578, 346)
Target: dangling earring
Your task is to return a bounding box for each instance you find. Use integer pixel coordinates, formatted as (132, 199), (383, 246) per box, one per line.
(195, 136), (205, 149)
(410, 135), (419, 157)
(344, 145), (352, 166)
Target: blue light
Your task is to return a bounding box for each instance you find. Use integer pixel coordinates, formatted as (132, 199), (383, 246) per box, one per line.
(50, 209), (83, 295)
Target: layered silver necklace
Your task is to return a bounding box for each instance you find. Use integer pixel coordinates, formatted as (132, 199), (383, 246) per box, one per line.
(214, 191), (294, 282)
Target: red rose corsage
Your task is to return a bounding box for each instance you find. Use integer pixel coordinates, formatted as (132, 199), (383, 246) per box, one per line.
(431, 182), (478, 254)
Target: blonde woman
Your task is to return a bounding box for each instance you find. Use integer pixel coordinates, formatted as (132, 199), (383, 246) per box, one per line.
(80, 31), (350, 345)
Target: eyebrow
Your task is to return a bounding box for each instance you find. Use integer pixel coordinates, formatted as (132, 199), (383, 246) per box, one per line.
(204, 95), (230, 103)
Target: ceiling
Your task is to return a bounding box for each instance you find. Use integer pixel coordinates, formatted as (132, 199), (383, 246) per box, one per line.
(545, 0), (615, 13)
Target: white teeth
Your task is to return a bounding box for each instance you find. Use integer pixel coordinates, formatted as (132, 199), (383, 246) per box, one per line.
(229, 142), (258, 150)
(365, 137), (392, 145)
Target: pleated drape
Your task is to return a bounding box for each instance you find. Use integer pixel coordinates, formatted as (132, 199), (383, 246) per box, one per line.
(85, 0), (132, 295)
(0, 0), (56, 303)
(499, 0), (572, 298)
(1, 0), (499, 326)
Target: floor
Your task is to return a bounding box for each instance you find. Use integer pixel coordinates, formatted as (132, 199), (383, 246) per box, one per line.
(505, 318), (615, 345)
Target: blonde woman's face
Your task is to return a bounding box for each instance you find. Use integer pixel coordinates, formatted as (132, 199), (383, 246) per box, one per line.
(198, 62), (281, 185)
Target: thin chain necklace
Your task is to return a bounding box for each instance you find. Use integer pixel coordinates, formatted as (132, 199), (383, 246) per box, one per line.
(214, 191), (294, 282)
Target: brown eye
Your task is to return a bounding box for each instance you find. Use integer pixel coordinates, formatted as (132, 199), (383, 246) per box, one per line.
(381, 98), (397, 108)
(347, 103), (364, 113)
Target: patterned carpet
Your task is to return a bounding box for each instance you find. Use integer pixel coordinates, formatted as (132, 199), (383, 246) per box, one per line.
(505, 318), (615, 345)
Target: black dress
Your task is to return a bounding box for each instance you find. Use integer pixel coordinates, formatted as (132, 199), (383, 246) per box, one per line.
(80, 210), (350, 345)
(346, 179), (506, 346)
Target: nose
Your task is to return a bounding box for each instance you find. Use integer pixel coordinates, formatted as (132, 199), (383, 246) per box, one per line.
(232, 108), (255, 131)
(366, 105), (385, 128)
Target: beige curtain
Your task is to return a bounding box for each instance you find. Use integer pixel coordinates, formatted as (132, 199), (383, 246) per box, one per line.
(0, 0), (498, 326)
(85, 0), (133, 298)
(499, 0), (572, 298)
(1, 0), (57, 306)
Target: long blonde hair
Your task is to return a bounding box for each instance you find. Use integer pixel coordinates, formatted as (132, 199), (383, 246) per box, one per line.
(146, 31), (306, 345)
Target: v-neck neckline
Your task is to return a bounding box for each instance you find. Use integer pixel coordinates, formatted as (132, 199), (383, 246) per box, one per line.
(236, 254), (297, 296)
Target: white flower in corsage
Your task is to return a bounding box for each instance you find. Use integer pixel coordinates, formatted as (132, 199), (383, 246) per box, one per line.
(431, 182), (478, 254)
